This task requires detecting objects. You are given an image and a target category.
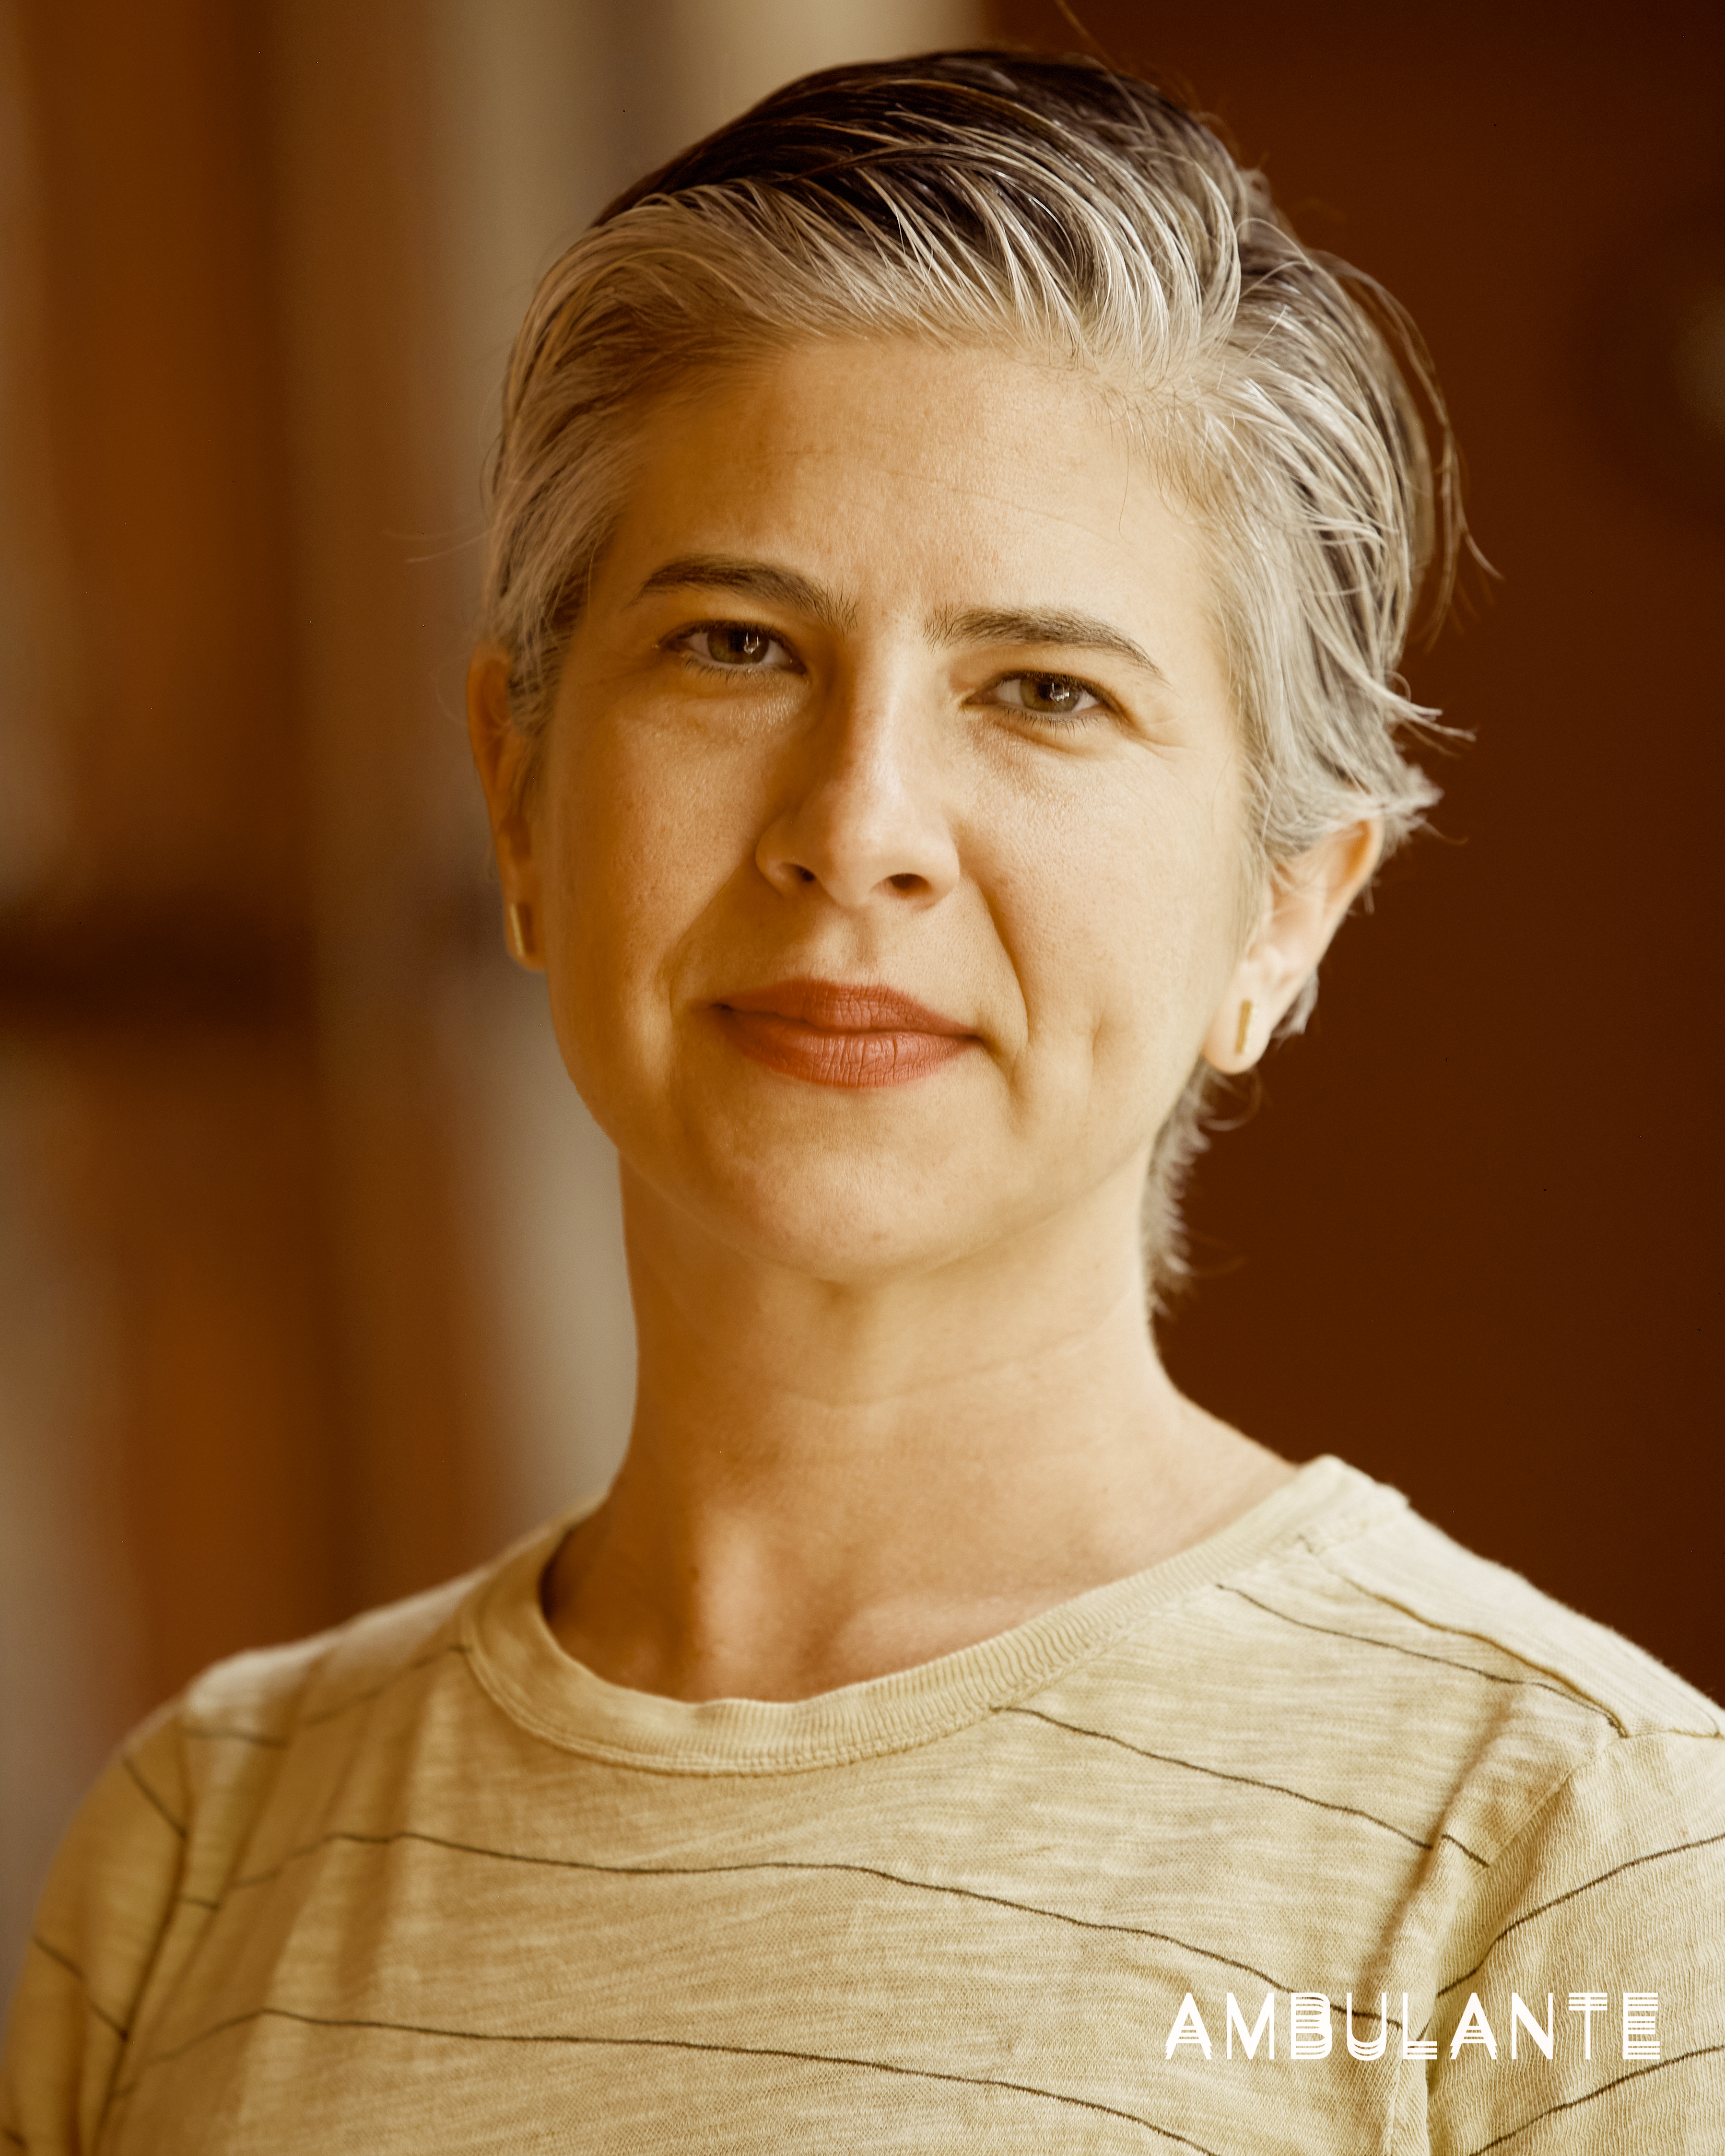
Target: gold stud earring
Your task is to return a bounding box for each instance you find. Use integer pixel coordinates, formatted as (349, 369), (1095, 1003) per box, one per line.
(1234, 1000), (1254, 1056)
(505, 901), (535, 966)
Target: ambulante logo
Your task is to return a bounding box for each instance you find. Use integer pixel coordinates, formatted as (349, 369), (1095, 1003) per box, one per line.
(1162, 1990), (1659, 2064)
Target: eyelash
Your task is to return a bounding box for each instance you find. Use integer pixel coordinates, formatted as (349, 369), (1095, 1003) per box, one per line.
(671, 622), (802, 675)
(668, 622), (1112, 725)
(983, 673), (1110, 723)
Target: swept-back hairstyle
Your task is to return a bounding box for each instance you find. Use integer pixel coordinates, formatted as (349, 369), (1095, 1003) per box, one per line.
(479, 48), (1459, 1296)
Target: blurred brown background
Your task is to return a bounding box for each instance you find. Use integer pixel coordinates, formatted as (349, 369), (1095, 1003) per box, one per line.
(1, 0), (1720, 2003)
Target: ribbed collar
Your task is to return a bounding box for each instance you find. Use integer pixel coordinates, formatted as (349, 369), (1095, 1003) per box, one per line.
(462, 1454), (1399, 1775)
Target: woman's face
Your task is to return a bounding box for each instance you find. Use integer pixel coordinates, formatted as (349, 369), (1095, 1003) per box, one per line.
(506, 339), (1258, 1281)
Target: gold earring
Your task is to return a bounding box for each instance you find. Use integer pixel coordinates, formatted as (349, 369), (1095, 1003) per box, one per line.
(505, 901), (535, 965)
(1234, 1000), (1253, 1055)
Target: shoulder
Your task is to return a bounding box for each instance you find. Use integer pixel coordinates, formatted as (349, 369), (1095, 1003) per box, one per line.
(1257, 1476), (1725, 1936)
(1042, 1456), (1725, 1970)
(1198, 1466), (1725, 1863)
(147, 1556), (502, 1906)
(1054, 1463), (1725, 2137)
(1136, 1461), (1722, 1791)
(178, 1561), (484, 1755)
(1073, 1459), (1720, 1766)
(1291, 1483), (1721, 1744)
(0, 1551), (511, 2145)
(1281, 1488), (1725, 2144)
(1233, 1472), (1724, 2095)
(111, 1565), (492, 1869)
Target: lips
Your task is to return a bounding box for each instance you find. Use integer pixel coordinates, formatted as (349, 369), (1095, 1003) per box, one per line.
(711, 979), (977, 1089)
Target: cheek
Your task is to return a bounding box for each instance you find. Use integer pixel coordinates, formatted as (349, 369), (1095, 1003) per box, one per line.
(543, 711), (758, 1013)
(991, 769), (1244, 1073)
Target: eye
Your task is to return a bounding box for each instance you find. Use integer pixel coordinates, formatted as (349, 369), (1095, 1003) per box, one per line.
(989, 672), (1107, 720)
(676, 622), (798, 672)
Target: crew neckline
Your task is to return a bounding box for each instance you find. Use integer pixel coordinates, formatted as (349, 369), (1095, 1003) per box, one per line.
(462, 1453), (1400, 1775)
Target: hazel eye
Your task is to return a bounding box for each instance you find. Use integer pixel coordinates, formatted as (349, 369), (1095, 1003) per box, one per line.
(992, 672), (1105, 718)
(681, 623), (796, 671)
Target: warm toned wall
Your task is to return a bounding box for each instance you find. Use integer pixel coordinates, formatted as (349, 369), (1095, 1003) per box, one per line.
(992, 0), (1725, 1698)
(0, 0), (983, 2007)
(4, 0), (497, 1683)
(0, 0), (497, 1998)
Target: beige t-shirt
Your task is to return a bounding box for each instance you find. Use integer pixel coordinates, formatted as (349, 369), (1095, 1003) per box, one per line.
(6, 1456), (1723, 2152)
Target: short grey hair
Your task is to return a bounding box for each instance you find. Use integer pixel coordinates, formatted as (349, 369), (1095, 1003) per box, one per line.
(479, 50), (1460, 1298)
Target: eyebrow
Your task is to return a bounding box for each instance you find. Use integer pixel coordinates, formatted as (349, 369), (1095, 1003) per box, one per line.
(633, 554), (856, 632)
(634, 557), (1165, 683)
(929, 604), (1167, 683)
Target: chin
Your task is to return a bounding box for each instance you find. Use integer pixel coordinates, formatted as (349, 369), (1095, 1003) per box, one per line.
(689, 1142), (996, 1285)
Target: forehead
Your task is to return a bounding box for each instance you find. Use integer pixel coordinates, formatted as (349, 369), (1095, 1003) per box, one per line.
(598, 339), (1217, 641)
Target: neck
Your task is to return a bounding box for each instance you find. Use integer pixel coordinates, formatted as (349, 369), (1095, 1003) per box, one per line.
(543, 1158), (1291, 1701)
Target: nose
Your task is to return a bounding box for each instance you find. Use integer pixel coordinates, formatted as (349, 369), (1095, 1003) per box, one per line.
(755, 685), (961, 910)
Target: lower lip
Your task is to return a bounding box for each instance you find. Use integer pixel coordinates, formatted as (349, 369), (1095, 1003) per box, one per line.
(713, 1008), (974, 1089)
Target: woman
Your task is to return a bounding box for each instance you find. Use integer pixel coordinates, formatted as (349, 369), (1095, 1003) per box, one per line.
(6, 48), (1721, 2153)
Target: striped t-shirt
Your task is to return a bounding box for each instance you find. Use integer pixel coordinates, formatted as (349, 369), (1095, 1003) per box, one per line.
(6, 1455), (1723, 2151)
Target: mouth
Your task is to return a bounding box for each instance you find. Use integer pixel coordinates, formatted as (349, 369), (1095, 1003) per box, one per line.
(710, 978), (978, 1089)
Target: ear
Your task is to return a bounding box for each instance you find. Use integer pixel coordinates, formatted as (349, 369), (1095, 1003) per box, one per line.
(466, 642), (546, 971)
(1201, 819), (1382, 1073)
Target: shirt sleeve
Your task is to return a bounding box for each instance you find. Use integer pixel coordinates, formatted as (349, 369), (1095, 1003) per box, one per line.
(1417, 1729), (1725, 2154)
(1, 1705), (189, 2155)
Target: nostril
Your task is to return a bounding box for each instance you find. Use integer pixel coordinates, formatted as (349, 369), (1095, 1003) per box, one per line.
(888, 872), (923, 893)
(792, 864), (818, 885)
